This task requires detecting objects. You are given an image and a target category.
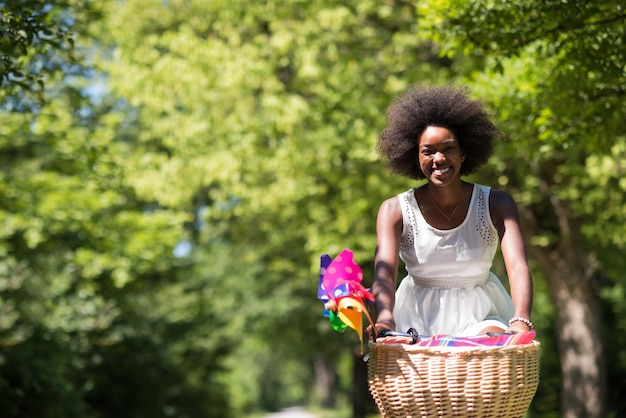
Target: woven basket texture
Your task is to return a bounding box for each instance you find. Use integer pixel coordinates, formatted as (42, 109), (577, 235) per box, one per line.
(367, 340), (540, 418)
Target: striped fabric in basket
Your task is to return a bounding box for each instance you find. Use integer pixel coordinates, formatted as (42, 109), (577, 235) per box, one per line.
(416, 330), (536, 347)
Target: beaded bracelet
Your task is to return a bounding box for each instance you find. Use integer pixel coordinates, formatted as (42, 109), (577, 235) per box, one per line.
(508, 316), (534, 329)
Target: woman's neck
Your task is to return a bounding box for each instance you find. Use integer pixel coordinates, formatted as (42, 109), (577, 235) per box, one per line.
(426, 180), (466, 205)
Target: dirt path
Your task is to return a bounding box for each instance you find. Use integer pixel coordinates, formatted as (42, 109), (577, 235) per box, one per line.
(263, 406), (320, 418)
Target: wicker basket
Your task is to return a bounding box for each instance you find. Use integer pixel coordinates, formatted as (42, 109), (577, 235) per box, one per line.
(367, 339), (540, 418)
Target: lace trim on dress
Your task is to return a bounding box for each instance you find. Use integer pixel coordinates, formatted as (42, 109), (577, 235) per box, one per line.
(399, 190), (417, 252)
(475, 187), (498, 246)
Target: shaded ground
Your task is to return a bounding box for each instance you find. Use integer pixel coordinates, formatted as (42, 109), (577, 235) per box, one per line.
(263, 406), (320, 418)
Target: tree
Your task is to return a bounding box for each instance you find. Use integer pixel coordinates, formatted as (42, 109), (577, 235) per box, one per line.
(417, 1), (626, 417)
(89, 0), (445, 415)
(0, 76), (241, 415)
(6, 0), (624, 416)
(1, 3), (236, 415)
(0, 0), (101, 107)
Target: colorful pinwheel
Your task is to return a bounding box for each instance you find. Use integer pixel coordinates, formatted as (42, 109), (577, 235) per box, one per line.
(317, 249), (376, 352)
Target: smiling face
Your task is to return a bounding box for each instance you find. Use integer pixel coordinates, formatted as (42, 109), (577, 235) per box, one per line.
(418, 126), (465, 185)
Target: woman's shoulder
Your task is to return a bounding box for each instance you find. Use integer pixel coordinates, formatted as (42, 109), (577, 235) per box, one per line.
(377, 195), (404, 234)
(484, 187), (516, 207)
(471, 183), (512, 201)
(379, 187), (418, 208)
(379, 194), (402, 212)
(483, 186), (520, 226)
(378, 190), (411, 220)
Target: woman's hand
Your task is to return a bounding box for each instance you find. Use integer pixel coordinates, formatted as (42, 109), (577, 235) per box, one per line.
(366, 321), (395, 340)
(507, 320), (532, 334)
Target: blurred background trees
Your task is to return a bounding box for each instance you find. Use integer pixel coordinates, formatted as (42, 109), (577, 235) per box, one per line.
(1, 1), (624, 417)
(417, 2), (626, 417)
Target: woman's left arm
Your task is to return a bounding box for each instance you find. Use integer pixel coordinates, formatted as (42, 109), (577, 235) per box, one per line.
(490, 190), (534, 333)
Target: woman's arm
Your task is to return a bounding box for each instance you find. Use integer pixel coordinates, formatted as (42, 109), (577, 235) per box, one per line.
(372, 196), (403, 332)
(490, 190), (534, 333)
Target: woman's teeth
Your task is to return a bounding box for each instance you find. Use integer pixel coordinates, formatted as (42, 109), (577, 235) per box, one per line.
(433, 167), (450, 175)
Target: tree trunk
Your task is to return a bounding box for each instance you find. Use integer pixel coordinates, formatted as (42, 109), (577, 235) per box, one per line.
(351, 346), (376, 418)
(313, 355), (337, 408)
(521, 206), (606, 418)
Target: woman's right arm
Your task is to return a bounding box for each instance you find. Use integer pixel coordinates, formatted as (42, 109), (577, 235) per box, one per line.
(372, 196), (403, 333)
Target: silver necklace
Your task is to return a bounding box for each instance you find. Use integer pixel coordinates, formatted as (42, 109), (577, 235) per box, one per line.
(426, 184), (465, 221)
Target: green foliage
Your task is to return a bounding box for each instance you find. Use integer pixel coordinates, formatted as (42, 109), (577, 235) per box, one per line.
(83, 0), (450, 414)
(417, 1), (625, 416)
(0, 0), (103, 107)
(1, 74), (233, 416)
(3, 0), (626, 416)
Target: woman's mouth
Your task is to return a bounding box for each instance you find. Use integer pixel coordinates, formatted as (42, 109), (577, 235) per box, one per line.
(432, 167), (451, 176)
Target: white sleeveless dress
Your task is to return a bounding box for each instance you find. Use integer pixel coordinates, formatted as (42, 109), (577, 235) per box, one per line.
(393, 184), (514, 336)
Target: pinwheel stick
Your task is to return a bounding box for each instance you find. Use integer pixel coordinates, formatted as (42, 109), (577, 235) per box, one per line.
(364, 307), (377, 342)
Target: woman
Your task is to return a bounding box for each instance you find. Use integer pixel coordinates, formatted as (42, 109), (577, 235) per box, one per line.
(372, 85), (533, 337)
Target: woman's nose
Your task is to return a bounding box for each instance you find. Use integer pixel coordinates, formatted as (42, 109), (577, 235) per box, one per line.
(433, 151), (445, 162)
